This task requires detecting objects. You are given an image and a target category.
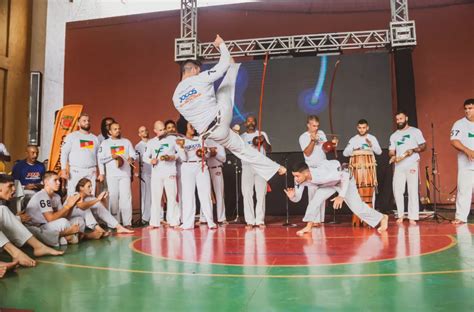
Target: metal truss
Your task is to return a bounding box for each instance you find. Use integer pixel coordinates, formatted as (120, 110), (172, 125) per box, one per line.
(175, 0), (416, 62)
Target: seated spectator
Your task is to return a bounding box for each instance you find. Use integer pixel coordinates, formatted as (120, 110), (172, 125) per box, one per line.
(12, 145), (46, 192)
(71, 178), (134, 235)
(0, 174), (63, 273)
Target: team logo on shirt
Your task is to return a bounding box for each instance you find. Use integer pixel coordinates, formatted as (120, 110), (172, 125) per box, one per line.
(155, 144), (169, 155)
(469, 132), (474, 138)
(396, 134), (411, 146)
(361, 143), (370, 149)
(26, 172), (41, 180)
(111, 146), (125, 155)
(178, 88), (201, 107)
(60, 115), (74, 130)
(80, 140), (94, 149)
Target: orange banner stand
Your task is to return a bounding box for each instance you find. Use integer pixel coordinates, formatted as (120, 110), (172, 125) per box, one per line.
(48, 104), (83, 172)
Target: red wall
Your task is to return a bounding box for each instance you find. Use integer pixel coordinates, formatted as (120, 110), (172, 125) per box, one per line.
(64, 3), (474, 206)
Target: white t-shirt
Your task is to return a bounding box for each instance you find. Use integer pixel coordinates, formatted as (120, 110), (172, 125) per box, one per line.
(206, 139), (226, 167)
(25, 189), (63, 225)
(135, 140), (152, 176)
(0, 143), (10, 156)
(343, 134), (382, 157)
(98, 138), (136, 177)
(60, 131), (99, 169)
(143, 136), (183, 175)
(240, 131), (270, 166)
(389, 126), (426, 170)
(183, 136), (205, 163)
(172, 43), (231, 134)
(299, 130), (327, 168)
(450, 117), (474, 170)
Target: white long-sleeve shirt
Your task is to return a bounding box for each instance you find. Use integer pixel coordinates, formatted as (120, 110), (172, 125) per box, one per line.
(290, 160), (350, 203)
(98, 137), (136, 177)
(342, 134), (382, 157)
(172, 42), (231, 134)
(143, 136), (185, 175)
(206, 139), (226, 167)
(240, 131), (270, 166)
(60, 131), (99, 169)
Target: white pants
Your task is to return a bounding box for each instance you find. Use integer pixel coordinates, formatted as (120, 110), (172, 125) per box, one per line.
(304, 179), (383, 228)
(26, 225), (61, 247)
(68, 166), (97, 196)
(71, 202), (119, 230)
(107, 176), (132, 226)
(209, 166), (226, 222)
(308, 185), (326, 223)
(0, 206), (32, 247)
(206, 64), (280, 181)
(42, 217), (85, 233)
(242, 165), (267, 225)
(151, 170), (179, 227)
(455, 168), (474, 222)
(180, 163), (216, 229)
(140, 173), (152, 222)
(393, 162), (419, 220)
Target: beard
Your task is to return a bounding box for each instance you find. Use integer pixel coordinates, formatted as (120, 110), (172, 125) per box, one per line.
(247, 124), (256, 131)
(80, 125), (91, 131)
(396, 121), (407, 130)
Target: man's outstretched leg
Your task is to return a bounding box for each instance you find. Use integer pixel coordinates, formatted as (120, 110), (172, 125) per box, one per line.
(210, 63), (286, 181)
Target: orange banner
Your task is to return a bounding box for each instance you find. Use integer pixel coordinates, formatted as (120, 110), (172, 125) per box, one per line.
(48, 104), (83, 172)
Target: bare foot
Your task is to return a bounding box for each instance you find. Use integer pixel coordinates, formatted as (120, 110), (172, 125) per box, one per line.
(278, 166), (287, 176)
(377, 214), (389, 233)
(160, 221), (169, 227)
(209, 225), (218, 230)
(33, 244), (64, 257)
(258, 224), (266, 229)
(60, 224), (80, 237)
(0, 261), (19, 278)
(116, 225), (134, 233)
(409, 220), (417, 225)
(219, 221), (229, 225)
(245, 224), (254, 229)
(396, 218), (404, 224)
(147, 225), (160, 230)
(313, 222), (321, 227)
(451, 219), (466, 225)
(296, 223), (313, 236)
(83, 229), (103, 240)
(66, 234), (79, 244)
(12, 251), (36, 267)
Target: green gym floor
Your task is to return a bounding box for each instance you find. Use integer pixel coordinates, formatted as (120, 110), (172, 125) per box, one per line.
(1, 217), (473, 312)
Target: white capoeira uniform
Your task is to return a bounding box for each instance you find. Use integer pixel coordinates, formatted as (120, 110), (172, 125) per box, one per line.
(144, 135), (184, 227)
(61, 131), (99, 196)
(389, 126), (426, 220)
(299, 130), (328, 223)
(172, 43), (280, 181)
(240, 131), (271, 226)
(180, 137), (216, 229)
(450, 117), (474, 222)
(206, 139), (227, 222)
(25, 189), (85, 232)
(70, 197), (119, 230)
(290, 160), (384, 228)
(135, 140), (152, 223)
(0, 205), (33, 248)
(98, 137), (136, 226)
(343, 133), (382, 206)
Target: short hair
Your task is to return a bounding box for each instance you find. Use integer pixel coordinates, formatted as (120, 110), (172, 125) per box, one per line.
(79, 113), (89, 120)
(164, 120), (177, 128)
(307, 115), (320, 123)
(75, 178), (91, 192)
(357, 119), (369, 126)
(26, 144), (39, 150)
(292, 162), (309, 173)
(181, 60), (201, 74)
(464, 99), (474, 106)
(176, 115), (188, 135)
(43, 171), (58, 182)
(0, 174), (14, 185)
(395, 110), (408, 117)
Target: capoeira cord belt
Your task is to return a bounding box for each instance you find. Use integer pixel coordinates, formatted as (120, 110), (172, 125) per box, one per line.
(200, 111), (222, 172)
